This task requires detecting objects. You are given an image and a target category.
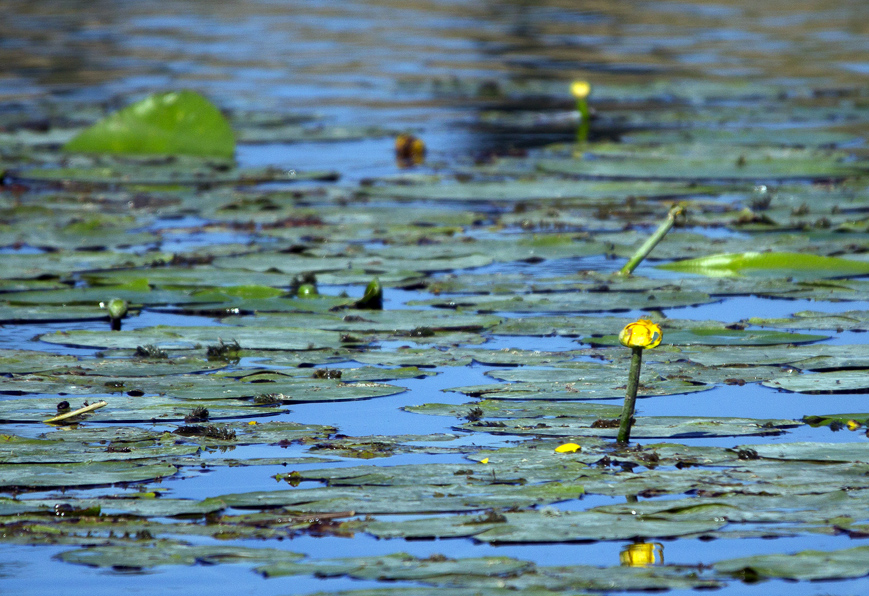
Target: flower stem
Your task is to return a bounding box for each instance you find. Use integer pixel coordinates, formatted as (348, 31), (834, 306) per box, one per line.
(617, 347), (643, 443)
(576, 99), (590, 144)
(618, 204), (684, 276)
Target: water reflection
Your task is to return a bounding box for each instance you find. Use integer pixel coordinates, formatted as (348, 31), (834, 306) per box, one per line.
(619, 541), (664, 567)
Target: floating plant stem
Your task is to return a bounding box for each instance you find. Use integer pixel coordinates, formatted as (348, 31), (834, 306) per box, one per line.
(571, 81), (591, 144)
(618, 205), (684, 276)
(44, 400), (108, 424)
(617, 319), (662, 443)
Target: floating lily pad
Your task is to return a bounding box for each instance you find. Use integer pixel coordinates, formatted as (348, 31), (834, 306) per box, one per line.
(657, 252), (869, 279)
(257, 552), (532, 581)
(0, 395), (286, 423)
(413, 290), (713, 313)
(38, 326), (351, 351)
(539, 145), (865, 181)
(58, 543), (304, 569)
(589, 328), (827, 347)
(763, 370), (869, 393)
(472, 510), (726, 543)
(0, 461), (177, 488)
(361, 178), (706, 202)
(715, 545), (869, 581)
(743, 442), (869, 463)
(458, 416), (797, 439)
(63, 90), (235, 158)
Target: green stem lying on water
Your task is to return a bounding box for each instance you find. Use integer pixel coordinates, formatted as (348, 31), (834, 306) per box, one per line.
(619, 205), (684, 276)
(617, 347), (643, 443)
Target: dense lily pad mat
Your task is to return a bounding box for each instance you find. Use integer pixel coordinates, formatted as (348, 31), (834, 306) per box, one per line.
(3, 47), (869, 596)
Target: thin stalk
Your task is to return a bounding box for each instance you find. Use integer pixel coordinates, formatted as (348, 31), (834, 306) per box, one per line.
(617, 347), (642, 443)
(44, 400), (108, 424)
(576, 98), (590, 144)
(618, 205), (684, 276)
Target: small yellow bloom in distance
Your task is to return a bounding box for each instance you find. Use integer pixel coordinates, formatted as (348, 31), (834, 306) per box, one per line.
(248, 421), (257, 425)
(570, 80), (591, 99)
(479, 458), (489, 464)
(555, 443), (581, 453)
(846, 419), (861, 431)
(619, 319), (663, 349)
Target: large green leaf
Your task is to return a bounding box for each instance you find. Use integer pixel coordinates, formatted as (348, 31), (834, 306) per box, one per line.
(657, 251), (869, 279)
(63, 90), (235, 158)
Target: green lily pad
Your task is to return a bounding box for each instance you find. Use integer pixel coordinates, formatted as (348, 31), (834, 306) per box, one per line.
(715, 545), (869, 581)
(258, 552), (532, 581)
(63, 90), (235, 158)
(58, 543), (303, 569)
(743, 442), (869, 463)
(686, 343), (869, 370)
(590, 328), (827, 347)
(38, 325), (351, 351)
(413, 289), (713, 313)
(539, 144), (864, 181)
(0, 461), (177, 488)
(657, 252), (869, 279)
(746, 310), (869, 331)
(361, 178), (706, 203)
(803, 413), (869, 429)
(0, 395), (287, 423)
(458, 416), (797, 439)
(473, 510), (726, 543)
(763, 370), (869, 393)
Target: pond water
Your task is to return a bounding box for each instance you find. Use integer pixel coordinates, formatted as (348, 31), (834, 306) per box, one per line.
(1, 0), (869, 594)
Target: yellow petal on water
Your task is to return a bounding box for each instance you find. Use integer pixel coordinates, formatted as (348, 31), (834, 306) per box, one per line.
(618, 319), (663, 349)
(479, 458), (489, 464)
(555, 443), (581, 453)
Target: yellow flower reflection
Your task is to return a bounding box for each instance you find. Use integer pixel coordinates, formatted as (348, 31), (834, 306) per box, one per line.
(618, 319), (663, 350)
(620, 542), (664, 567)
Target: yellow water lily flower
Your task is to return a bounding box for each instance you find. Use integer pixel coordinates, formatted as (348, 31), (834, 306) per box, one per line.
(555, 443), (581, 453)
(618, 319), (663, 349)
(570, 80), (591, 99)
(619, 542), (663, 567)
(847, 419), (861, 431)
(479, 458), (489, 464)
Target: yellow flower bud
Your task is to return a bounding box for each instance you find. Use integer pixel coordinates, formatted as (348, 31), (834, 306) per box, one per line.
(395, 134), (426, 166)
(619, 542), (663, 567)
(570, 80), (591, 99)
(555, 443), (581, 453)
(619, 319), (663, 349)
